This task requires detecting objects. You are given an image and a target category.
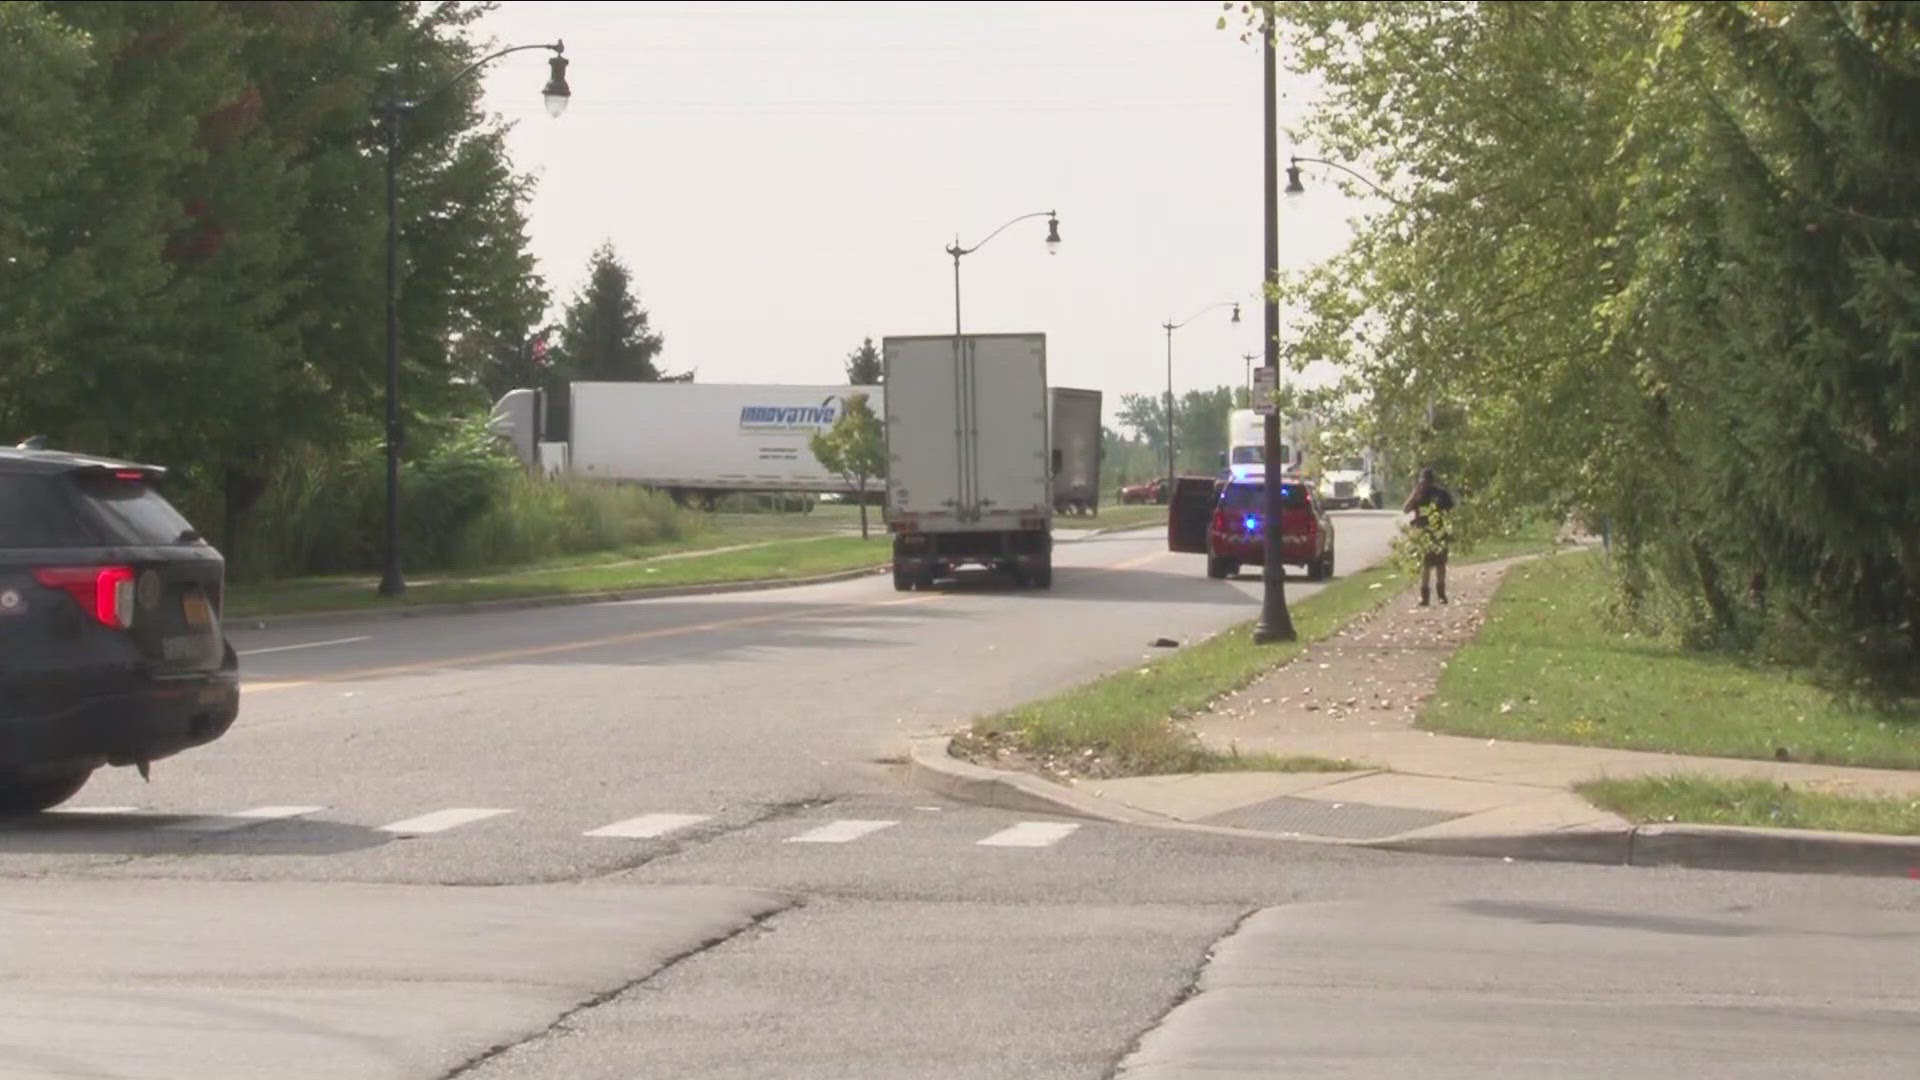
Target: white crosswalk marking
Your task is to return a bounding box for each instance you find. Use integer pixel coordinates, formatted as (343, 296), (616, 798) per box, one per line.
(976, 822), (1080, 848)
(162, 806), (326, 833)
(583, 813), (711, 839)
(786, 819), (897, 844)
(378, 808), (511, 835)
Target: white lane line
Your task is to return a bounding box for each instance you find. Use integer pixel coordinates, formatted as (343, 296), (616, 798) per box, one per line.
(977, 822), (1080, 848)
(53, 806), (141, 816)
(163, 805), (326, 833)
(238, 635), (371, 657)
(786, 819), (897, 844)
(379, 808), (512, 835)
(584, 813), (710, 839)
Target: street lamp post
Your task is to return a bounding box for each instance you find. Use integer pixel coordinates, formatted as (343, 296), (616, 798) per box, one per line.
(1160, 301), (1241, 487)
(1244, 352), (1259, 398)
(374, 43), (572, 598)
(1253, 11), (1297, 644)
(1287, 156), (1399, 204)
(945, 211), (1060, 339)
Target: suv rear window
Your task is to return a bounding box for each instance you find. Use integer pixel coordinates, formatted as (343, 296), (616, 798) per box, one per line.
(0, 472), (197, 548)
(0, 474), (96, 548)
(71, 475), (197, 546)
(1220, 482), (1308, 511)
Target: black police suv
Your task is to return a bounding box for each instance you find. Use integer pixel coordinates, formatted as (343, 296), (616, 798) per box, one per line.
(0, 442), (240, 812)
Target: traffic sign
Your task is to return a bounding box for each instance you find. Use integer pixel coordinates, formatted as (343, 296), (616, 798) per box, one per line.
(1251, 367), (1280, 416)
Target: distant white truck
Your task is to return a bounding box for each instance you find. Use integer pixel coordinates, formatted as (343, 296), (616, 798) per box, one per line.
(883, 333), (1053, 590)
(1048, 387), (1103, 516)
(1223, 408), (1303, 477)
(490, 382), (883, 505)
(1316, 452), (1382, 510)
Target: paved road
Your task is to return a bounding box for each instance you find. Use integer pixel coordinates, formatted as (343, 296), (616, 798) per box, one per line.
(4, 512), (1915, 1078)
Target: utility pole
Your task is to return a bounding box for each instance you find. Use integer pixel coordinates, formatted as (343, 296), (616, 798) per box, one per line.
(1253, 9), (1296, 644)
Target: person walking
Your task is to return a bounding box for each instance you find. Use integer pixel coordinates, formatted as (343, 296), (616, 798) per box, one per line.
(1403, 467), (1456, 606)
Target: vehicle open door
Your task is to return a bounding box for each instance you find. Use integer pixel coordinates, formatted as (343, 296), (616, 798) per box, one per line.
(1167, 476), (1217, 554)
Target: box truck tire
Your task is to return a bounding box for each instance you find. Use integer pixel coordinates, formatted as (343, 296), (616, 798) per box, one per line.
(1025, 555), (1053, 590)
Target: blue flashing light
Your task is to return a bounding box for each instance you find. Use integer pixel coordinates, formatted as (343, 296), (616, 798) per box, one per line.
(1243, 515), (1261, 532)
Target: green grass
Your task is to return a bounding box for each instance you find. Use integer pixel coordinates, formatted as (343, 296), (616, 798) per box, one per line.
(228, 534), (890, 617)
(959, 564), (1405, 777)
(1580, 774), (1920, 836)
(1422, 552), (1920, 769)
(1077, 504), (1171, 531)
(1456, 516), (1568, 564)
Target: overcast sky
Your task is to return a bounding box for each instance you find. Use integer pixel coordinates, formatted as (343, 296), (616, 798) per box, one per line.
(476, 0), (1367, 428)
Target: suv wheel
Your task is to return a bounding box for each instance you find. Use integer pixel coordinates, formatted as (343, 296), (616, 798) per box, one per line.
(0, 764), (96, 814)
(1206, 556), (1233, 580)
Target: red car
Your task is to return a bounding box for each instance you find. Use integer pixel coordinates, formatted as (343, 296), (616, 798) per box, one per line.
(1118, 477), (1169, 505)
(1167, 471), (1337, 581)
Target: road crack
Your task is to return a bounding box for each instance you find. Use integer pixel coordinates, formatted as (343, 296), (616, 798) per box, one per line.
(577, 795), (842, 881)
(1100, 904), (1262, 1080)
(435, 899), (801, 1079)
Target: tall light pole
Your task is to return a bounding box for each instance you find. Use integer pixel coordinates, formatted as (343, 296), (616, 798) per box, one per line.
(1243, 352), (1259, 398)
(1254, 11), (1298, 644)
(1288, 155), (1399, 204)
(1161, 301), (1241, 487)
(946, 211), (1060, 338)
(375, 43), (572, 598)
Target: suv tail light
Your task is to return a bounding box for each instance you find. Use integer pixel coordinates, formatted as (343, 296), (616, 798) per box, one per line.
(1211, 509), (1229, 533)
(34, 566), (137, 630)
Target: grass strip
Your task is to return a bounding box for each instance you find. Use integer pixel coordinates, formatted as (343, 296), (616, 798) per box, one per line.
(1579, 774), (1920, 836)
(1422, 553), (1920, 769)
(228, 534), (890, 618)
(961, 563), (1407, 777)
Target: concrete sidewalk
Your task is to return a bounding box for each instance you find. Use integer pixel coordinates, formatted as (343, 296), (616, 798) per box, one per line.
(913, 558), (1920, 876)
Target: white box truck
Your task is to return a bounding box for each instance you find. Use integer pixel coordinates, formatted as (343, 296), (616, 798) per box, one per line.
(883, 333), (1053, 590)
(1049, 387), (1103, 516)
(537, 382), (883, 503)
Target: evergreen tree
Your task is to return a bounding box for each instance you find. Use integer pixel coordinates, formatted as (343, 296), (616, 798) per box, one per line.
(844, 337), (882, 384)
(552, 242), (665, 382)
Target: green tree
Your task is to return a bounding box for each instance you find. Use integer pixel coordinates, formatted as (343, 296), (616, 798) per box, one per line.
(1177, 386), (1236, 475)
(7, 1), (551, 574)
(1117, 385), (1246, 476)
(809, 393), (886, 538)
(1117, 392), (1170, 467)
(1101, 427), (1160, 490)
(0, 2), (94, 435)
(1251, 0), (1920, 688)
(552, 242), (665, 382)
(844, 336), (882, 384)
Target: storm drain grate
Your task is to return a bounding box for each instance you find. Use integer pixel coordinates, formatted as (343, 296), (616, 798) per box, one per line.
(1201, 796), (1464, 840)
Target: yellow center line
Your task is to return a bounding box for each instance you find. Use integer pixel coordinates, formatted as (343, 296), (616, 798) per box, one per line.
(242, 546), (1166, 694)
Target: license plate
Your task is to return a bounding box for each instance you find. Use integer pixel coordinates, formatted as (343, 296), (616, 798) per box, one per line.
(181, 591), (212, 627)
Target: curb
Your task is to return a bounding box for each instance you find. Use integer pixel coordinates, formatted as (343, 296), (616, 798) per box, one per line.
(1629, 822), (1920, 877)
(908, 738), (1920, 877)
(908, 738), (1167, 825)
(1079, 521), (1160, 538)
(234, 564), (890, 632)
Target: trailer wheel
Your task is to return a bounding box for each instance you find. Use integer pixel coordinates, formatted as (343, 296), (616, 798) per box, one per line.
(1031, 558), (1053, 590)
(892, 563), (914, 592)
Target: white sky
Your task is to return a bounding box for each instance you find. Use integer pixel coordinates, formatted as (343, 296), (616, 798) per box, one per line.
(476, 0), (1367, 430)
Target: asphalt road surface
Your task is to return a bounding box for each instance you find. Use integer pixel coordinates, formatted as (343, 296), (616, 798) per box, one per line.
(3, 513), (1915, 1079)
